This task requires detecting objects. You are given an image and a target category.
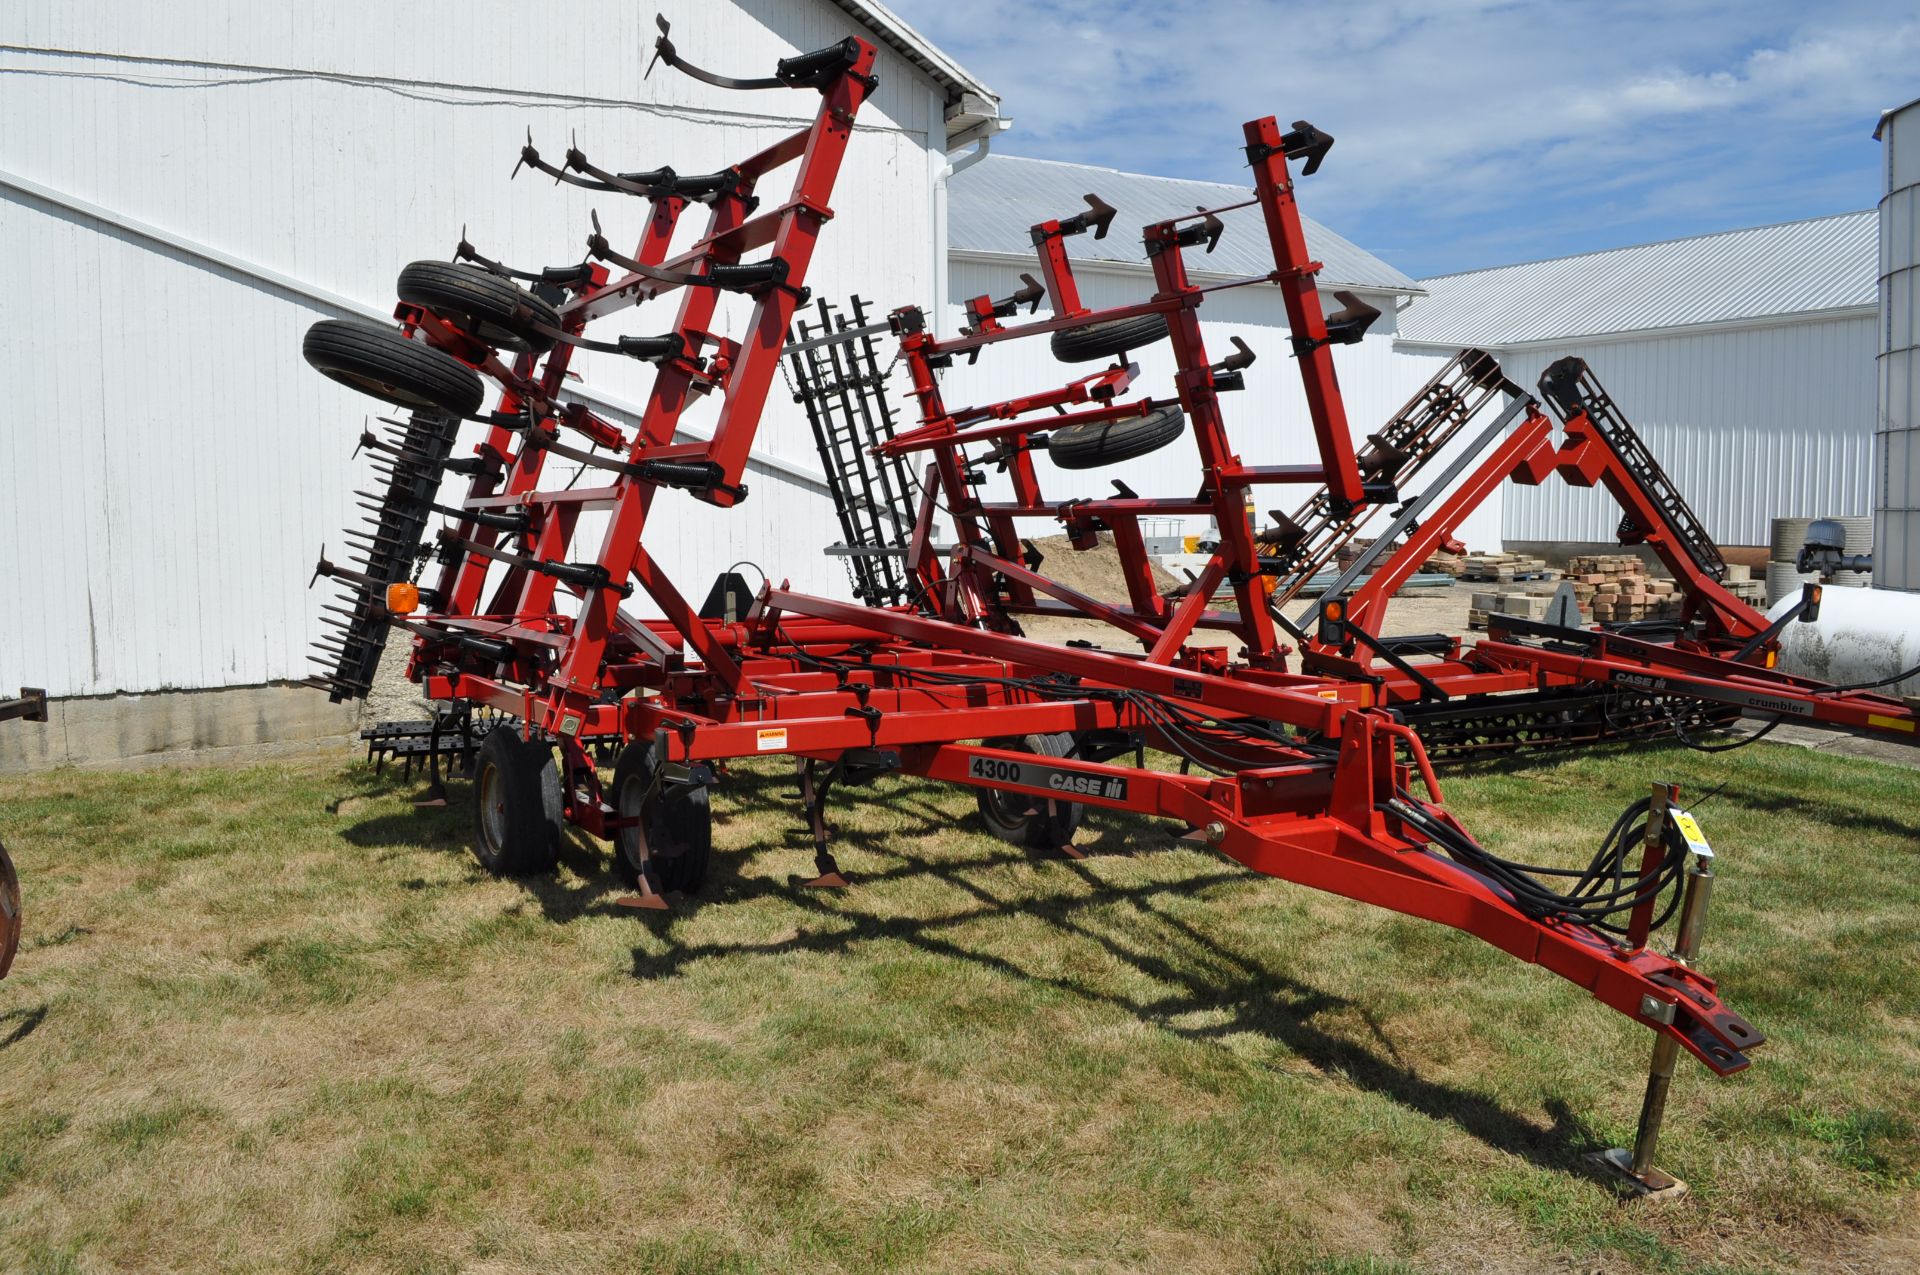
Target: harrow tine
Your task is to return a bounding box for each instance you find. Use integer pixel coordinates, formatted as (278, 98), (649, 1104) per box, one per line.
(645, 13), (671, 80)
(312, 551), (387, 592)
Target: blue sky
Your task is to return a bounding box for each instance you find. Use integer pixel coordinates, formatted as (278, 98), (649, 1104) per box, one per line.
(884, 0), (1918, 278)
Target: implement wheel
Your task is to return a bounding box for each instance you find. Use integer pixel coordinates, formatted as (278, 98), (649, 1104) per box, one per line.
(611, 742), (712, 895)
(303, 319), (485, 416)
(397, 260), (560, 354)
(470, 729), (563, 877)
(1050, 312), (1169, 364)
(973, 732), (1086, 850)
(1047, 405), (1186, 470)
(0, 842), (18, 980)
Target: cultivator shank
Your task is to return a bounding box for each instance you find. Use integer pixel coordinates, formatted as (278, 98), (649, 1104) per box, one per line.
(292, 9), (1919, 1186)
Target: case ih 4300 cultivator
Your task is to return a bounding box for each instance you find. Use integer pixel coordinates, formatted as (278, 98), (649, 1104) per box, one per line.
(295, 19), (1916, 1193)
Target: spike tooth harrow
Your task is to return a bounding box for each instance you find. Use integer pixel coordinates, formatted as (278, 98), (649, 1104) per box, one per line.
(290, 11), (1920, 1186)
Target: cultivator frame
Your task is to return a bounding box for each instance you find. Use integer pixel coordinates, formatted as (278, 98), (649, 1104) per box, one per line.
(292, 13), (1919, 1188)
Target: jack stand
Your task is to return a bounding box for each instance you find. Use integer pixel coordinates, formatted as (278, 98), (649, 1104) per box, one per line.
(1592, 784), (1716, 1202)
(798, 760), (849, 888)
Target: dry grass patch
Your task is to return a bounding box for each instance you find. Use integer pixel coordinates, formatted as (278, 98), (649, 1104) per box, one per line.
(0, 737), (1914, 1272)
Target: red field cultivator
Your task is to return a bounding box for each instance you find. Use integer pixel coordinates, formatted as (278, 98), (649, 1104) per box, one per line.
(298, 16), (1915, 1192)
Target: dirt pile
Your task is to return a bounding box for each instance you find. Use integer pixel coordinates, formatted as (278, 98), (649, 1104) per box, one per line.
(1021, 533), (1181, 602)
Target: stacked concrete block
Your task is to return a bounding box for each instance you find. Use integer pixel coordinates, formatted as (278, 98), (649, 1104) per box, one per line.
(1459, 552), (1556, 582)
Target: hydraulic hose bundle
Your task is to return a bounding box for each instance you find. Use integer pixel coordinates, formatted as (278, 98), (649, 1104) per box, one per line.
(1390, 793), (1689, 935)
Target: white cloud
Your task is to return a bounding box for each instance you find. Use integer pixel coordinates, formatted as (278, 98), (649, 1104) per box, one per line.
(888, 0), (1918, 273)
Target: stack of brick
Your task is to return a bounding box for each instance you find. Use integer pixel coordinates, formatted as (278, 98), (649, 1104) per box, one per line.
(1468, 556), (1768, 629)
(1331, 538), (1467, 578)
(1719, 563), (1768, 608)
(1459, 552), (1556, 582)
(1333, 538), (1376, 571)
(1466, 587), (1561, 627)
(1564, 554), (1683, 624)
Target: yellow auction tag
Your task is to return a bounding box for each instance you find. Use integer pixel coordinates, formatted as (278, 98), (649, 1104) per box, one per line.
(1671, 808), (1713, 859)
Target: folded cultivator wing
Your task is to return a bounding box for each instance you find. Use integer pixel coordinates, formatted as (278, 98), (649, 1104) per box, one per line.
(294, 14), (1918, 1195)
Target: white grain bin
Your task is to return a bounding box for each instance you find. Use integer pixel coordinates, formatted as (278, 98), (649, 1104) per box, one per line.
(1876, 97), (1920, 590)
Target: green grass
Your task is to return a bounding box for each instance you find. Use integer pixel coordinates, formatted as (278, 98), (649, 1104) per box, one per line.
(0, 737), (1914, 1273)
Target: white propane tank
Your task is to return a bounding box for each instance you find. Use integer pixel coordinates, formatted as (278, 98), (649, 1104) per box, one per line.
(1767, 586), (1920, 697)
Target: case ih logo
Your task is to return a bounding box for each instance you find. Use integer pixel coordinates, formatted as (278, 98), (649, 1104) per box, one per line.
(1047, 770), (1129, 800)
(967, 756), (1130, 801)
(1614, 671), (1812, 717)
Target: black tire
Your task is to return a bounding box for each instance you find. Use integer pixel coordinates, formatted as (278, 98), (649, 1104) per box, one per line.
(1050, 312), (1170, 364)
(610, 741), (712, 895)
(396, 260), (560, 354)
(470, 728), (563, 876)
(1047, 406), (1186, 471)
(303, 319), (485, 416)
(973, 732), (1085, 850)
(0, 842), (19, 981)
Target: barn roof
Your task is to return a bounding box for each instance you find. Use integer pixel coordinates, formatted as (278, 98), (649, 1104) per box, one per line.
(948, 154), (1422, 296)
(825, 0), (1000, 143)
(1398, 210), (1877, 347)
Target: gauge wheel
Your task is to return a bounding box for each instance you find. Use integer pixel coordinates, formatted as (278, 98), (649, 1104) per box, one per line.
(611, 741), (712, 895)
(0, 842), (19, 981)
(1046, 405), (1186, 470)
(303, 319), (485, 416)
(1050, 312), (1170, 363)
(396, 260), (560, 354)
(973, 732), (1085, 850)
(470, 728), (564, 876)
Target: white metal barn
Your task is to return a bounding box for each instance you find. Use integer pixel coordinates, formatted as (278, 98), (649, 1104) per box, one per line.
(1396, 212), (1880, 555)
(0, 1), (997, 767)
(940, 155), (1500, 544)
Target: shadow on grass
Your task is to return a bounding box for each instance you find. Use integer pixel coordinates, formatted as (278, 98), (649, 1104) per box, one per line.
(0, 1005), (47, 1049)
(1443, 737), (1920, 840)
(1695, 783), (1920, 841)
(338, 760), (1608, 1174)
(656, 772), (1608, 1176)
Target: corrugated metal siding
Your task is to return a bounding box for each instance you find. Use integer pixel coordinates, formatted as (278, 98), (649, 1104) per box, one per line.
(1401, 212), (1877, 346)
(0, 1), (938, 136)
(1494, 316), (1878, 547)
(945, 260), (1505, 552)
(949, 155), (1420, 295)
(0, 1), (945, 698)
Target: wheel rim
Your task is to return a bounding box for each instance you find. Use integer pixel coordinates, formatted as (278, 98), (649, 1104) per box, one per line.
(327, 368), (440, 412)
(616, 769), (650, 873)
(980, 786), (1029, 831)
(478, 762), (509, 854)
(471, 318), (534, 353)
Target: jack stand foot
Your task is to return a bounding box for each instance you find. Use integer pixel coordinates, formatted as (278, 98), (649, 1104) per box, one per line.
(1057, 842), (1088, 861)
(615, 890), (676, 911)
(800, 849), (847, 889)
(413, 785), (449, 809)
(1588, 1148), (1688, 1202)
